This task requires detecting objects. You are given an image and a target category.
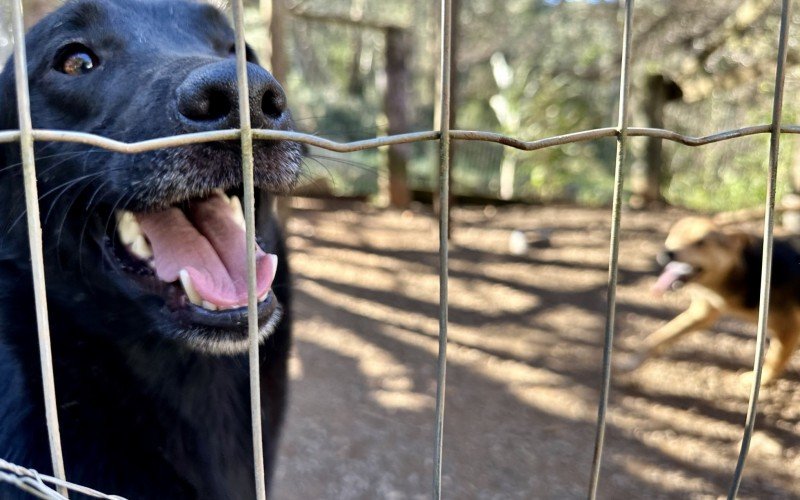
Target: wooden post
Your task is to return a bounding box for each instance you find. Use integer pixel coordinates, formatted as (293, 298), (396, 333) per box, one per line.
(630, 74), (682, 208)
(261, 0), (292, 226)
(284, 5), (416, 209)
(384, 27), (412, 208)
(268, 0), (288, 84)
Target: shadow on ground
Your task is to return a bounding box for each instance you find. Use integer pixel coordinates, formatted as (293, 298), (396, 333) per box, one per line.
(272, 200), (800, 500)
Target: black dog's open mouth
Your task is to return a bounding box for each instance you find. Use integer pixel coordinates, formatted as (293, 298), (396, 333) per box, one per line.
(109, 189), (278, 328)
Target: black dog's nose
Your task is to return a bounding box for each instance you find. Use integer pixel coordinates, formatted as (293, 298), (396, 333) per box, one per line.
(656, 250), (675, 266)
(176, 61), (287, 131)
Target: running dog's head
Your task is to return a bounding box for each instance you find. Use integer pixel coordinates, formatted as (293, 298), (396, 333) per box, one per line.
(653, 216), (749, 294)
(0, 0), (302, 353)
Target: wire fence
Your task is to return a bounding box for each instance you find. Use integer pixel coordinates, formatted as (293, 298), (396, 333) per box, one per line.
(0, 0), (794, 498)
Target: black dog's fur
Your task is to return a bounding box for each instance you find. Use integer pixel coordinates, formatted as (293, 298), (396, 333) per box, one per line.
(0, 1), (300, 498)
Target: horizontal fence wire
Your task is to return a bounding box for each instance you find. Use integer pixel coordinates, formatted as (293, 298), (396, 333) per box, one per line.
(0, 0), (793, 499)
(6, 125), (800, 153)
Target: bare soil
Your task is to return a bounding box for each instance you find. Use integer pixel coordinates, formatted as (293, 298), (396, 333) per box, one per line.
(272, 200), (800, 500)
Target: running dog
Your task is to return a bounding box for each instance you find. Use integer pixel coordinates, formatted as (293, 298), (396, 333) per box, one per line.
(623, 216), (800, 384)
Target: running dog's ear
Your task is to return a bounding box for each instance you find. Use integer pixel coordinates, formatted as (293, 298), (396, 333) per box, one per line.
(719, 230), (753, 252)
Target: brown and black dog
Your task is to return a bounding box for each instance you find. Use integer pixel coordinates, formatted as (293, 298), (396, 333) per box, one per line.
(622, 216), (800, 384)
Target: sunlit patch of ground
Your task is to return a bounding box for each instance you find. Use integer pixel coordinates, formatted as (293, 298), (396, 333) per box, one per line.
(273, 200), (800, 500)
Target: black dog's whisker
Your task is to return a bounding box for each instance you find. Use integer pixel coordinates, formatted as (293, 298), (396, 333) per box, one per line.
(43, 167), (120, 227)
(301, 156), (336, 182)
(306, 153), (379, 175)
(296, 159), (333, 185)
(54, 169), (127, 269)
(74, 179), (114, 276)
(78, 185), (142, 284)
(5, 171), (109, 234)
(0, 148), (111, 175)
(85, 178), (112, 211)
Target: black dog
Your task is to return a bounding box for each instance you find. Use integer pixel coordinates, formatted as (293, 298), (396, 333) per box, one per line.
(0, 0), (301, 498)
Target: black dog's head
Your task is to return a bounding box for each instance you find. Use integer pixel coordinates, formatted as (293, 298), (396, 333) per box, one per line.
(0, 0), (302, 353)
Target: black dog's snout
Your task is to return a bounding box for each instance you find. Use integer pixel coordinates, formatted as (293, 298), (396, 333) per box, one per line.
(657, 250), (675, 266)
(176, 61), (287, 131)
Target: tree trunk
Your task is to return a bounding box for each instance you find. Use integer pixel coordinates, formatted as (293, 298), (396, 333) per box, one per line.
(630, 74), (681, 208)
(261, 0), (292, 226)
(347, 0), (366, 96)
(384, 27), (412, 208)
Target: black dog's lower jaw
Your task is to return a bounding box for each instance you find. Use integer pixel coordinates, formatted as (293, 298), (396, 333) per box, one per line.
(0, 0), (300, 498)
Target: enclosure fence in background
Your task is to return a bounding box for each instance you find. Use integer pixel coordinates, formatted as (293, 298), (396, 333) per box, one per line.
(0, 0), (793, 499)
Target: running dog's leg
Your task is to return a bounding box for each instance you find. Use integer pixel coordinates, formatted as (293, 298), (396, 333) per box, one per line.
(619, 298), (720, 372)
(751, 318), (799, 385)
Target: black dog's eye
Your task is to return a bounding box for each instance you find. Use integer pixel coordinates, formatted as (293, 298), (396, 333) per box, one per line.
(55, 44), (100, 76)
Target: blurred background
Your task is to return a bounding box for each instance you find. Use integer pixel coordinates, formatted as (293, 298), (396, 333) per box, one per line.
(3, 0), (800, 498)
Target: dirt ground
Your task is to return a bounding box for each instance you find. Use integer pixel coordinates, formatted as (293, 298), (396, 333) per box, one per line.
(271, 200), (800, 500)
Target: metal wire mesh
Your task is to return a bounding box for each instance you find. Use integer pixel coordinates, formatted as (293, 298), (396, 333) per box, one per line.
(728, 0), (792, 497)
(0, 0), (793, 498)
(432, 1), (452, 498)
(0, 460), (125, 500)
(587, 1), (634, 497)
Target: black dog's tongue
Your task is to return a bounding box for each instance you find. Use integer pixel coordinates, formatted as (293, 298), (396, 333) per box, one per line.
(652, 261), (694, 295)
(136, 192), (277, 309)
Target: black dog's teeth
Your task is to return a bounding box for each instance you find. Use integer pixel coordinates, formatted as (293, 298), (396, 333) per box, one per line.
(107, 225), (155, 277)
(116, 211), (154, 261)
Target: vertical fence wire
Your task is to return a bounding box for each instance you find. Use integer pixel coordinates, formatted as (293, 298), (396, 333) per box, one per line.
(432, 0), (452, 498)
(10, 1), (68, 497)
(727, 0), (792, 497)
(1, 1), (796, 499)
(587, 1), (634, 498)
(230, 1), (268, 499)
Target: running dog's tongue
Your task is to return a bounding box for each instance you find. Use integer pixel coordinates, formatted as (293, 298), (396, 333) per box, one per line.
(652, 261), (694, 295)
(136, 193), (276, 308)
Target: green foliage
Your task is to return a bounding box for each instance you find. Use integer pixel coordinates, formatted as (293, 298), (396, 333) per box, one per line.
(277, 0), (800, 212)
(4, 1), (797, 210)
